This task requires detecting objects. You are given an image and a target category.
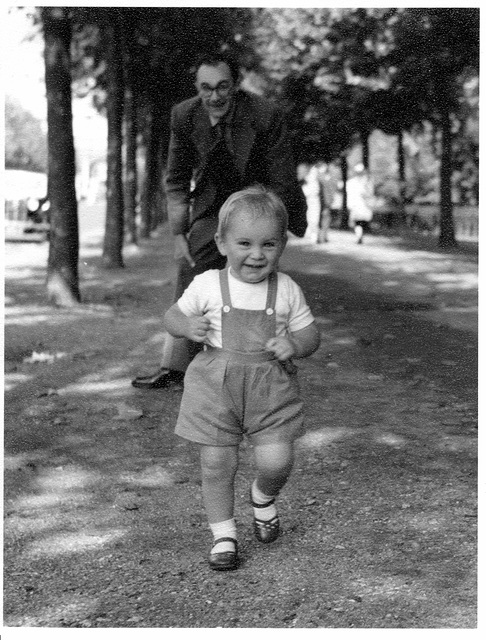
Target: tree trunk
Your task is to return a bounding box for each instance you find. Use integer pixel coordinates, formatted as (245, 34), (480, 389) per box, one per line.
(438, 104), (457, 248)
(139, 105), (154, 238)
(140, 98), (164, 238)
(140, 75), (171, 237)
(139, 119), (151, 237)
(102, 13), (125, 268)
(397, 129), (405, 185)
(360, 130), (370, 171)
(339, 154), (349, 230)
(397, 129), (406, 222)
(124, 71), (138, 245)
(152, 115), (170, 230)
(42, 7), (80, 306)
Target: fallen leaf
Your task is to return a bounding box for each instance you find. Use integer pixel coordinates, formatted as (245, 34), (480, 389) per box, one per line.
(37, 388), (59, 397)
(113, 404), (144, 420)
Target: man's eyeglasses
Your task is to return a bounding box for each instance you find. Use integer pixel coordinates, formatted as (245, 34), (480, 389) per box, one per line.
(197, 81), (233, 97)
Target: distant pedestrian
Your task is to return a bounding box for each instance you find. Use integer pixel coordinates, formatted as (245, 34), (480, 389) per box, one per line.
(298, 161), (336, 244)
(164, 186), (320, 571)
(298, 162), (321, 243)
(346, 163), (374, 244)
(316, 162), (338, 243)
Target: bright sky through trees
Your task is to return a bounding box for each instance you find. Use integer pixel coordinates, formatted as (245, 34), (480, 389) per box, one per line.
(5, 8), (46, 121)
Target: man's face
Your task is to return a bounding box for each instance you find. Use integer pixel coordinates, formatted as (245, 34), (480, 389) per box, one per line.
(195, 62), (235, 121)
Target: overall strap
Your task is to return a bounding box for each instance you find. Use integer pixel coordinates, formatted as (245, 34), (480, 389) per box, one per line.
(219, 268), (232, 309)
(265, 271), (278, 312)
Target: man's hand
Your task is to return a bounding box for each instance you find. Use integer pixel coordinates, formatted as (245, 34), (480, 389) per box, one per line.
(174, 234), (195, 268)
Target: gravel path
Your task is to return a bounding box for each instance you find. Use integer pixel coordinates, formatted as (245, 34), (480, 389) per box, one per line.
(3, 209), (478, 631)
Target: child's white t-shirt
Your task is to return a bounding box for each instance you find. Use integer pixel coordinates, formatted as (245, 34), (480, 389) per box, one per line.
(176, 268), (315, 349)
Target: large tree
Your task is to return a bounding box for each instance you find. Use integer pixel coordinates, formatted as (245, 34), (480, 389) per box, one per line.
(42, 6), (80, 305)
(122, 11), (140, 245)
(101, 9), (125, 268)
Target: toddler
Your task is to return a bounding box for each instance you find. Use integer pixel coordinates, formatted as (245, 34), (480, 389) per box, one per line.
(164, 185), (320, 570)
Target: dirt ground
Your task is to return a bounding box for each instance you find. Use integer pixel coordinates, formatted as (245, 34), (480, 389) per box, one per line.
(3, 203), (478, 632)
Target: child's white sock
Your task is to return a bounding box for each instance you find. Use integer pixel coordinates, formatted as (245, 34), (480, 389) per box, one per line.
(251, 480), (278, 522)
(209, 518), (237, 553)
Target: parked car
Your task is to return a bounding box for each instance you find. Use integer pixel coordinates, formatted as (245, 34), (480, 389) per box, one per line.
(4, 169), (50, 242)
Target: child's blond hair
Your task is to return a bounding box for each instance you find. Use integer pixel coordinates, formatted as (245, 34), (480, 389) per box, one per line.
(217, 185), (288, 239)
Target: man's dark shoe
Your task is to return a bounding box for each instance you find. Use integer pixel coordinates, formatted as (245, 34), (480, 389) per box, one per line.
(131, 368), (184, 389)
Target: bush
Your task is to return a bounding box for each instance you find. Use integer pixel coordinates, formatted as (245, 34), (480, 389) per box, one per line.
(5, 96), (47, 172)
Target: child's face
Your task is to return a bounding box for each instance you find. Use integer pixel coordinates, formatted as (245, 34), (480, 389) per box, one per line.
(215, 212), (287, 284)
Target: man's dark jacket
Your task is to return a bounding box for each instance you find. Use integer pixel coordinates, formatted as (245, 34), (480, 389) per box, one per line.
(165, 89), (307, 238)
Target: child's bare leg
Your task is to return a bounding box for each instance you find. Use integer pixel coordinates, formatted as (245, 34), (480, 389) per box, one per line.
(253, 441), (294, 495)
(200, 444), (239, 522)
(251, 441), (294, 543)
(200, 444), (239, 561)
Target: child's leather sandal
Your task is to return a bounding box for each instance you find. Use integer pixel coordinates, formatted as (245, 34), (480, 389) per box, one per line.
(208, 537), (238, 571)
(250, 494), (280, 543)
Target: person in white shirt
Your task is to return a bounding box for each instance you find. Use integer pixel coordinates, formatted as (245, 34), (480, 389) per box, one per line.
(346, 163), (374, 244)
(164, 185), (320, 571)
(298, 162), (322, 243)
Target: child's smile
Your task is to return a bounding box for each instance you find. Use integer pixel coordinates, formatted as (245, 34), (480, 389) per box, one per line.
(215, 212), (287, 284)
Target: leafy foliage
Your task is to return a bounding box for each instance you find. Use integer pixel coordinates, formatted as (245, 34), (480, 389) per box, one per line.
(249, 7), (478, 214)
(5, 96), (47, 172)
(249, 8), (400, 162)
(388, 9), (480, 119)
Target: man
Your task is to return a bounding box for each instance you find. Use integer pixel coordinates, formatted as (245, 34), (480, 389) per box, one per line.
(132, 51), (307, 389)
(316, 162), (337, 244)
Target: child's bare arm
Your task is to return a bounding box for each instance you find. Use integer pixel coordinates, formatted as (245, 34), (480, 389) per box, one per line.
(266, 322), (320, 361)
(164, 303), (211, 343)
